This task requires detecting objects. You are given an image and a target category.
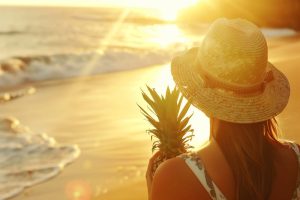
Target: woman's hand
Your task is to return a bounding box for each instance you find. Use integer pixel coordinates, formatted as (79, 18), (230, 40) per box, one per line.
(146, 151), (162, 199)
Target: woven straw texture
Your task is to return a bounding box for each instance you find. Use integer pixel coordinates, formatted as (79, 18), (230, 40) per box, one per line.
(171, 19), (290, 123)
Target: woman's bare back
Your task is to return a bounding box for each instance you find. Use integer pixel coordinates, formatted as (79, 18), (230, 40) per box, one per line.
(151, 140), (299, 200)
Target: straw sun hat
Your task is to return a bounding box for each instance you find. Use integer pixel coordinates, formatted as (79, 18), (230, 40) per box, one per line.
(171, 18), (290, 123)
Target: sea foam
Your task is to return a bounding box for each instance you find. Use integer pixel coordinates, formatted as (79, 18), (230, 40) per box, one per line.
(0, 117), (80, 200)
(0, 48), (172, 88)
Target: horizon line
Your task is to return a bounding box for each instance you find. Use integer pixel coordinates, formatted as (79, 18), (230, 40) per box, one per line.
(0, 3), (161, 10)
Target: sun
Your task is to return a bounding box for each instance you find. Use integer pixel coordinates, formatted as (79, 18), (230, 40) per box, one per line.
(106, 0), (198, 21)
(155, 0), (198, 21)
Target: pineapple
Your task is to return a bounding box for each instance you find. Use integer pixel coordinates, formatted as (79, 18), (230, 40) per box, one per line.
(138, 85), (194, 177)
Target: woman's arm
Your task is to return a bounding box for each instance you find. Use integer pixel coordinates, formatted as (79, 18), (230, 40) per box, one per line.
(146, 151), (161, 199)
(147, 156), (188, 200)
(147, 155), (211, 200)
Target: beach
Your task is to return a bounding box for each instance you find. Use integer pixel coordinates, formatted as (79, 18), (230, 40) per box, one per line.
(2, 63), (176, 200)
(0, 33), (297, 200)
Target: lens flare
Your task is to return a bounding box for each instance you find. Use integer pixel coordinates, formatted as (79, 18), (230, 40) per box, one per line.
(65, 180), (92, 200)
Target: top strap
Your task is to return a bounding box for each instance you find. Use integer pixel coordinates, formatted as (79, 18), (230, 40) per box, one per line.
(178, 152), (226, 200)
(289, 142), (300, 158)
(288, 142), (300, 199)
(179, 143), (300, 200)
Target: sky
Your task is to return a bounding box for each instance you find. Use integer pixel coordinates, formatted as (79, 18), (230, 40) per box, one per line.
(0, 0), (198, 20)
(0, 0), (197, 9)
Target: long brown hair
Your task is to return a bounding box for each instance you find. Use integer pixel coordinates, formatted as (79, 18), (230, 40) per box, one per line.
(212, 117), (280, 200)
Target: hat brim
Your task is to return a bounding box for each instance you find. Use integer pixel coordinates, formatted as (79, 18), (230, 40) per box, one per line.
(171, 47), (290, 123)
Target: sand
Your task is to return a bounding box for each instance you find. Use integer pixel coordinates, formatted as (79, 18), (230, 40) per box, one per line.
(1, 34), (299, 200)
(2, 64), (167, 200)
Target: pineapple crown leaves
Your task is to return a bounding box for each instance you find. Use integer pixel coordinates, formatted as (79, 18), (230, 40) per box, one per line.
(137, 85), (194, 156)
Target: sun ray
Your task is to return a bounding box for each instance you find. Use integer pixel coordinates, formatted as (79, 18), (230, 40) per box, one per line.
(58, 8), (131, 111)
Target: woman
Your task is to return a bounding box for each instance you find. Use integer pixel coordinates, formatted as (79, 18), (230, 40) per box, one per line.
(146, 18), (298, 200)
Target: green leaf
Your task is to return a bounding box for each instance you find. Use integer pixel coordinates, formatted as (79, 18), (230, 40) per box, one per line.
(138, 85), (195, 157)
(178, 101), (192, 122)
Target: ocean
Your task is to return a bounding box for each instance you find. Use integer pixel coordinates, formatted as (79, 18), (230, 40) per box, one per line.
(0, 6), (296, 88)
(0, 6), (297, 200)
(0, 6), (202, 89)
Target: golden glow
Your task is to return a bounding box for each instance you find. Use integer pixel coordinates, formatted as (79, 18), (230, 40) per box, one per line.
(0, 0), (198, 21)
(65, 180), (92, 200)
(149, 25), (190, 48)
(188, 106), (210, 150)
(151, 0), (198, 21)
(153, 66), (210, 150)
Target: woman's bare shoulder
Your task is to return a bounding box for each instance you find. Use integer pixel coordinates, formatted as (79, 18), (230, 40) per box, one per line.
(151, 156), (211, 200)
(151, 157), (186, 190)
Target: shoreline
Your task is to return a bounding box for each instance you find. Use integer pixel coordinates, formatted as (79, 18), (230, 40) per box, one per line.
(3, 64), (165, 200)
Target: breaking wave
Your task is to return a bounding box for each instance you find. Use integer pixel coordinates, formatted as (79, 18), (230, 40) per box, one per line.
(0, 117), (80, 200)
(0, 49), (173, 88)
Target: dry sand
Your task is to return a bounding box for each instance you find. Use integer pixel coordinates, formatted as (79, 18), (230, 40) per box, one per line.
(1, 34), (299, 200)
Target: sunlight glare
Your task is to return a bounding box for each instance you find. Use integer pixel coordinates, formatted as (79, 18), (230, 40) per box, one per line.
(188, 106), (210, 150)
(65, 180), (92, 200)
(62, 9), (130, 105)
(149, 25), (189, 48)
(153, 66), (210, 150)
(151, 0), (198, 21)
